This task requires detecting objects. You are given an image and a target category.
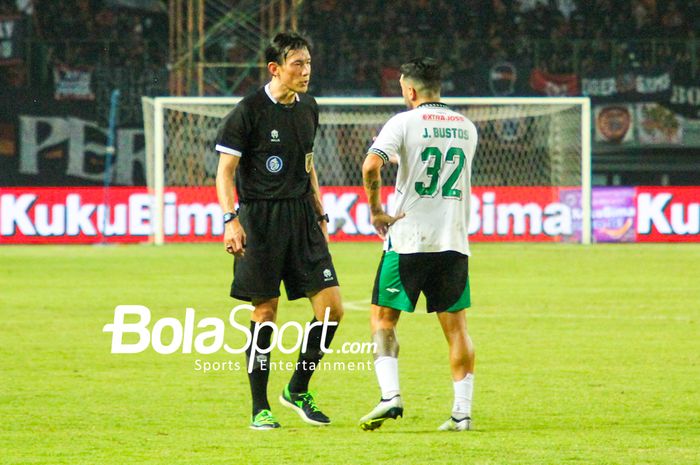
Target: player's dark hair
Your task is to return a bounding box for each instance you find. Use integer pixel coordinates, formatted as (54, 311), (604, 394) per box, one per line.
(265, 32), (312, 64)
(400, 57), (442, 94)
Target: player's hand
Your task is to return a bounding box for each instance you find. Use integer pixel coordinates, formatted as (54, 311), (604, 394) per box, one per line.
(319, 219), (330, 243)
(371, 211), (405, 240)
(224, 219), (246, 257)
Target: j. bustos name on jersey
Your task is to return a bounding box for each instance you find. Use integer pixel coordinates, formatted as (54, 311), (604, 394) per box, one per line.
(421, 127), (470, 140)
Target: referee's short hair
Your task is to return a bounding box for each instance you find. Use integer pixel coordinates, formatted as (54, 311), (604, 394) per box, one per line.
(266, 32), (312, 65)
(400, 57), (442, 94)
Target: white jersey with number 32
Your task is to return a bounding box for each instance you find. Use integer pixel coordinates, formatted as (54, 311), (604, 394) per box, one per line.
(369, 103), (477, 255)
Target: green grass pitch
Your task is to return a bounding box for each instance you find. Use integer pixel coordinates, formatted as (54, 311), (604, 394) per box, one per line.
(1, 242), (700, 464)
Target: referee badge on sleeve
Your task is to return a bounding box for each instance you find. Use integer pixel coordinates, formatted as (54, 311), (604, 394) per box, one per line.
(305, 152), (314, 173)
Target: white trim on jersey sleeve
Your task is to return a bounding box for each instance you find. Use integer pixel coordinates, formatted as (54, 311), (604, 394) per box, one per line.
(369, 114), (404, 164)
(216, 144), (242, 157)
(368, 147), (390, 163)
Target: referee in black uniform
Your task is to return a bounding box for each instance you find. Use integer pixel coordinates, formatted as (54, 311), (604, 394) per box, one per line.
(215, 32), (344, 430)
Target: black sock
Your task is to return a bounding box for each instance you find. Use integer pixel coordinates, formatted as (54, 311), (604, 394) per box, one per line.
(289, 317), (339, 394)
(245, 321), (273, 416)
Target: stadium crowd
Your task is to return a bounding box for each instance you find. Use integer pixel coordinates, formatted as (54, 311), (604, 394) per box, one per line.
(300, 0), (700, 95)
(0, 0), (166, 93)
(33, 0), (166, 67)
(1, 0), (698, 96)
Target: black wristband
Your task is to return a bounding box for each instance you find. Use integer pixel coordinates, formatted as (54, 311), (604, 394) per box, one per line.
(317, 213), (329, 223)
(223, 211), (238, 224)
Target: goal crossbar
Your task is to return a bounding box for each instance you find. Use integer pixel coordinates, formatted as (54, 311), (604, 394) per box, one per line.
(143, 96), (591, 245)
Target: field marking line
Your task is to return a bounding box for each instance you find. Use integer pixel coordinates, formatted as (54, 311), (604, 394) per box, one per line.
(473, 313), (694, 322)
(343, 298), (694, 322)
(343, 300), (694, 322)
(344, 299), (371, 311)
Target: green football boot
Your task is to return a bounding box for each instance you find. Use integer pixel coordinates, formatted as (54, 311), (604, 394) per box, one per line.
(249, 409), (281, 430)
(279, 384), (331, 426)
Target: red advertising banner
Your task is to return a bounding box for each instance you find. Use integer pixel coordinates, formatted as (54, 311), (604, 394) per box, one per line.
(635, 187), (700, 242)
(0, 187), (222, 244)
(306, 186), (578, 243)
(1, 186), (698, 244)
(0, 187), (144, 244)
(470, 186), (577, 242)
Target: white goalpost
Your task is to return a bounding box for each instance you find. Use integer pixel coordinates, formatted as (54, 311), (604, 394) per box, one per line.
(143, 96), (591, 245)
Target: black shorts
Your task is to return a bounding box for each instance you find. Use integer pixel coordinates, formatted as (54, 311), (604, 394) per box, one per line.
(230, 196), (339, 301)
(371, 250), (470, 313)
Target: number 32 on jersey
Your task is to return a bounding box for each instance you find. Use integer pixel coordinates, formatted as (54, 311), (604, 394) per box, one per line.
(415, 146), (466, 200)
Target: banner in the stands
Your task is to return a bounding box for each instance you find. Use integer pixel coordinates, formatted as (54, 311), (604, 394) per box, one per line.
(593, 103), (700, 147)
(54, 64), (95, 101)
(529, 69), (579, 96)
(582, 67), (672, 103)
(594, 104), (635, 145)
(668, 72), (700, 119)
(636, 103), (683, 145)
(0, 15), (25, 65)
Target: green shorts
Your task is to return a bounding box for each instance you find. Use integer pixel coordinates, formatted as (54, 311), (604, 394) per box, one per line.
(371, 250), (471, 313)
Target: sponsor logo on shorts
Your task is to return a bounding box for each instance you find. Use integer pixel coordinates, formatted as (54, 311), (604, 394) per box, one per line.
(266, 155), (283, 173)
(385, 288), (400, 294)
(270, 129), (280, 142)
(323, 268), (333, 281)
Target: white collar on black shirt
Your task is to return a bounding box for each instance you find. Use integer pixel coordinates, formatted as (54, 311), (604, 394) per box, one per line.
(264, 83), (300, 104)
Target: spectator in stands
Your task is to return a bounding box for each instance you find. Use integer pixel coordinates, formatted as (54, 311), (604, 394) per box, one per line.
(0, 0), (19, 14)
(661, 1), (686, 37)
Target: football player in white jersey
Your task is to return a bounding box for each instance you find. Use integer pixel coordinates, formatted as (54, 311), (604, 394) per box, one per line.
(359, 58), (477, 432)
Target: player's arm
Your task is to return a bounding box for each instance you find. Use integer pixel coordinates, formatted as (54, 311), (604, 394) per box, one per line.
(362, 153), (404, 240)
(216, 153), (246, 256)
(308, 162), (329, 242)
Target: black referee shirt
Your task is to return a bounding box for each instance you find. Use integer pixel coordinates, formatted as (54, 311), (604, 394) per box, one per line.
(215, 85), (319, 201)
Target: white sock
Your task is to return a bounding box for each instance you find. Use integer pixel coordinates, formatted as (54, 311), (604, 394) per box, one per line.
(374, 356), (400, 399)
(452, 373), (474, 418)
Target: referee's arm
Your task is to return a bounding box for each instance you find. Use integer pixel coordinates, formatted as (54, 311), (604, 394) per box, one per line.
(308, 162), (329, 242)
(216, 153), (246, 256)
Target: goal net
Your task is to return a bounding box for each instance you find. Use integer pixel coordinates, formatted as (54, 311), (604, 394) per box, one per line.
(143, 97), (591, 244)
